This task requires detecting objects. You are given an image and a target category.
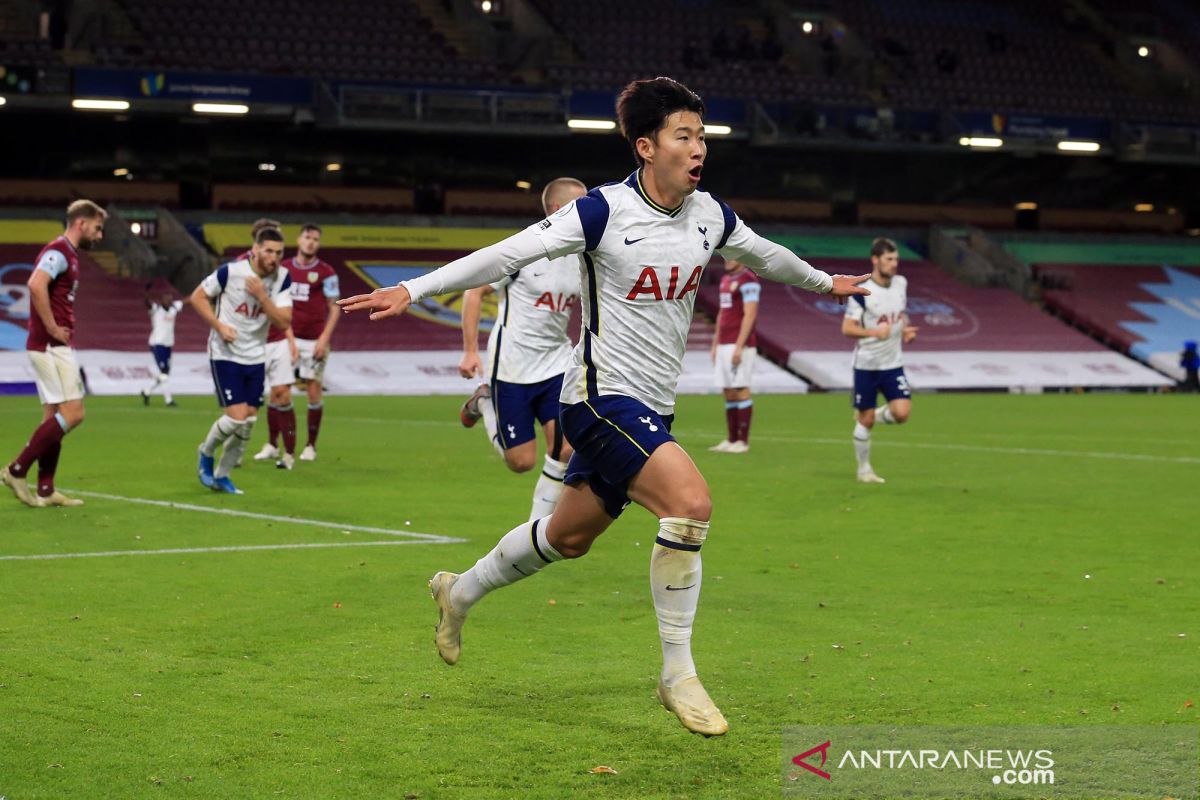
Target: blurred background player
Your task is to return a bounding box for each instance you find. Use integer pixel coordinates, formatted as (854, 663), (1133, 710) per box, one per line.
(1, 199), (106, 508)
(340, 77), (869, 736)
(458, 178), (585, 519)
(841, 237), (918, 484)
(140, 285), (185, 407)
(191, 227), (292, 494)
(708, 257), (759, 454)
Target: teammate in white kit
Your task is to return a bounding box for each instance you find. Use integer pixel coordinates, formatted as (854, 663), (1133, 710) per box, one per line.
(842, 237), (918, 484)
(190, 227), (292, 494)
(340, 78), (869, 736)
(141, 289), (185, 407)
(458, 177), (586, 520)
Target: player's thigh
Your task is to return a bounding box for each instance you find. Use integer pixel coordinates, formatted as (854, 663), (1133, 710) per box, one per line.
(626, 442), (712, 522)
(544, 479), (616, 558)
(224, 402), (252, 422)
(492, 380), (538, 452)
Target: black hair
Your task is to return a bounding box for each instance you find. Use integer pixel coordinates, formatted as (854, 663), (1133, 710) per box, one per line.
(300, 222), (322, 235)
(616, 77), (706, 166)
(870, 237), (898, 258)
(255, 227), (285, 245)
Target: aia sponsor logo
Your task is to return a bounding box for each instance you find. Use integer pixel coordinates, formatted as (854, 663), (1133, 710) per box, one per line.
(626, 265), (703, 302)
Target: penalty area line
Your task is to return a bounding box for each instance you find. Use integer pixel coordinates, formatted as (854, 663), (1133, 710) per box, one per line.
(61, 489), (467, 544)
(0, 540), (435, 561)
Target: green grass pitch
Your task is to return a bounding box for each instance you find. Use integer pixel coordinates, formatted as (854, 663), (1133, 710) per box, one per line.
(0, 393), (1196, 799)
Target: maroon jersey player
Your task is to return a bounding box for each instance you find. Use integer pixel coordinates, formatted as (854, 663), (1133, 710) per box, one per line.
(2, 200), (107, 507)
(709, 258), (760, 453)
(255, 223), (339, 467)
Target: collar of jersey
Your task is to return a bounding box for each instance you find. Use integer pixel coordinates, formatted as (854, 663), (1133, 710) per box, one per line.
(625, 170), (685, 218)
(57, 235), (79, 255)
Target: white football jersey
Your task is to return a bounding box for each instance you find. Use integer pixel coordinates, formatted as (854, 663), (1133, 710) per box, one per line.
(844, 274), (907, 370)
(486, 253), (579, 385)
(199, 258), (293, 365)
(148, 300), (183, 347)
(400, 170), (833, 416)
(533, 172), (770, 414)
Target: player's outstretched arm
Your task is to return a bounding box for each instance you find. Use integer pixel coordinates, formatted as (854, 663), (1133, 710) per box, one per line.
(339, 227), (552, 322)
(719, 224), (870, 302)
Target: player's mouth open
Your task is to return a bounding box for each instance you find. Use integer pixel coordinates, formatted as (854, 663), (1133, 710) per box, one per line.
(688, 165), (703, 182)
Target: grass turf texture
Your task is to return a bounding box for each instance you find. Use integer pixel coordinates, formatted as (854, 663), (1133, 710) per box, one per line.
(0, 393), (1195, 799)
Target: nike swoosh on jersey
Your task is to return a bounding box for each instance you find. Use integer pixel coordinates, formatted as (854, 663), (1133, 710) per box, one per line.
(665, 583), (697, 591)
(624, 236), (646, 245)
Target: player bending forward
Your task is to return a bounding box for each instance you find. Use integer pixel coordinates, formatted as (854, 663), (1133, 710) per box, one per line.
(458, 178), (586, 520)
(341, 77), (868, 736)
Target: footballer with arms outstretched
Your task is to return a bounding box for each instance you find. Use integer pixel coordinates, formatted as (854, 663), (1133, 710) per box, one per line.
(341, 77), (869, 736)
(458, 177), (585, 521)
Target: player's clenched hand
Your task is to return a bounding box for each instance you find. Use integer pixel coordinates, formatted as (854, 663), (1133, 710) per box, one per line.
(218, 322), (237, 343)
(903, 325), (919, 344)
(875, 319), (892, 340)
(459, 352), (483, 379)
(244, 275), (266, 301)
(337, 285), (412, 321)
(828, 274), (871, 305)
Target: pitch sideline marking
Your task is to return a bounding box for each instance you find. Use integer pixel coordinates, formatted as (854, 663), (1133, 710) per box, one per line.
(0, 490), (467, 562)
(0, 540), (435, 561)
(63, 490), (465, 542)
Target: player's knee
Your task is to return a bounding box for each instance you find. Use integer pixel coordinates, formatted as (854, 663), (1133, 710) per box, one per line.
(505, 452), (536, 473)
(556, 442), (575, 462)
(552, 531), (594, 559)
(674, 490), (712, 523)
(893, 408), (910, 424)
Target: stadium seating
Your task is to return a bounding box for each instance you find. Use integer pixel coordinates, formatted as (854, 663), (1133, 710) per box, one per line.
(1037, 262), (1200, 380)
(695, 255), (1169, 389)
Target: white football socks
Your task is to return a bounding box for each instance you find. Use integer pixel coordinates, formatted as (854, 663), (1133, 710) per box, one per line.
(201, 414), (242, 457)
(215, 417), (254, 478)
(876, 405), (897, 424)
(853, 421), (872, 473)
(651, 517), (709, 688)
(450, 516), (563, 612)
(528, 455), (568, 521)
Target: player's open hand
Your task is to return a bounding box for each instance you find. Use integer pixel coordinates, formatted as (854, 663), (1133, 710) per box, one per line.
(218, 322), (237, 343)
(876, 319), (892, 340)
(338, 285), (412, 321)
(828, 274), (871, 305)
(903, 325), (919, 344)
(459, 352), (483, 379)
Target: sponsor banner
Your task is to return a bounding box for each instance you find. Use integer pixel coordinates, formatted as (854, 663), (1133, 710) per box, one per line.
(73, 67), (312, 105)
(787, 351), (1172, 390)
(0, 349), (807, 396)
(0, 221), (63, 245)
(783, 725), (1197, 798)
(956, 112), (1111, 141)
(203, 224), (517, 257)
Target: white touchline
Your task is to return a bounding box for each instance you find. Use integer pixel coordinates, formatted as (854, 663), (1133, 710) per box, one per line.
(681, 431), (1200, 465)
(1, 541), (431, 561)
(60, 489), (468, 543)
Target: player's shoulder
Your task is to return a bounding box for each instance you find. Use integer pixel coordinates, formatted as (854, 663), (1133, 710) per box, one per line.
(741, 267), (761, 283)
(894, 274), (909, 289)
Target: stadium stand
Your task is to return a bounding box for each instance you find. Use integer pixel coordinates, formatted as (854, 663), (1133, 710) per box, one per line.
(1019, 239), (1200, 381)
(695, 245), (1170, 390)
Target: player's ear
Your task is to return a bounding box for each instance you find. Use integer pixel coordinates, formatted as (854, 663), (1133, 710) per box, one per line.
(635, 135), (655, 164)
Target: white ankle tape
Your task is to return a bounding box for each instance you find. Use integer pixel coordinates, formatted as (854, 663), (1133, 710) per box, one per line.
(657, 517), (709, 550)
